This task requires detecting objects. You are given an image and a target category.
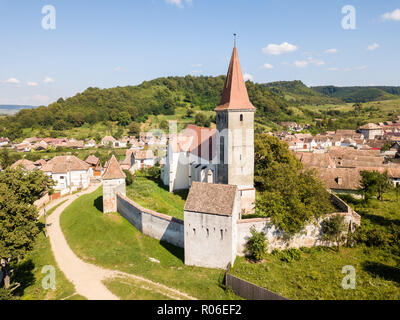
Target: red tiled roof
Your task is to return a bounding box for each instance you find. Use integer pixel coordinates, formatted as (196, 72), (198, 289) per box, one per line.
(102, 155), (126, 180)
(215, 47), (255, 111)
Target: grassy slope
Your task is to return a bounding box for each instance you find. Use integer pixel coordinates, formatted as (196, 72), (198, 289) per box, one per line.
(17, 203), (85, 300)
(231, 191), (400, 300)
(126, 176), (186, 220)
(60, 188), (236, 300)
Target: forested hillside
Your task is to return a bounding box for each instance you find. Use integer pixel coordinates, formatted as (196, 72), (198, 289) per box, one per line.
(0, 76), (291, 139)
(312, 86), (400, 103)
(263, 81), (342, 106)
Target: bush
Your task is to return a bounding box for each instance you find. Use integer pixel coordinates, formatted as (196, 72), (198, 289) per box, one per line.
(246, 228), (268, 261)
(322, 215), (347, 251)
(123, 169), (134, 186)
(272, 248), (302, 263)
(0, 288), (16, 300)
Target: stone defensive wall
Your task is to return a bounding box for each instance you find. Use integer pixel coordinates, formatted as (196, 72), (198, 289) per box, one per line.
(236, 193), (360, 255)
(116, 193), (184, 248)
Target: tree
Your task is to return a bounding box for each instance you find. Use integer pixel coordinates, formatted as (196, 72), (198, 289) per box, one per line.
(0, 169), (54, 289)
(254, 134), (334, 235)
(128, 122), (141, 138)
(359, 170), (393, 202)
(117, 112), (131, 127)
(123, 169), (134, 186)
(246, 228), (268, 261)
(322, 215), (347, 252)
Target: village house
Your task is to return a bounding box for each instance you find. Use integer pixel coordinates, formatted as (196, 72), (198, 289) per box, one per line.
(41, 156), (92, 196)
(85, 155), (102, 177)
(14, 142), (31, 152)
(10, 159), (37, 171)
(0, 137), (10, 147)
(133, 149), (155, 170)
(358, 123), (383, 140)
(101, 136), (117, 147)
(85, 139), (97, 148)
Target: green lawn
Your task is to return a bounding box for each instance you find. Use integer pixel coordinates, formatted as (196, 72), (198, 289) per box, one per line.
(126, 176), (186, 220)
(231, 192), (400, 300)
(60, 187), (236, 300)
(103, 277), (173, 300)
(15, 204), (85, 300)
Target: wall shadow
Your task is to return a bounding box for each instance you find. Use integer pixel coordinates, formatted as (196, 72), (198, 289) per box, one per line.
(362, 212), (400, 227)
(94, 196), (103, 212)
(159, 241), (184, 263)
(362, 261), (400, 284)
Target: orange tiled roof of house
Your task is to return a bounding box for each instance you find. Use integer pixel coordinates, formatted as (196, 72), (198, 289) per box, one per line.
(41, 156), (90, 174)
(11, 159), (36, 171)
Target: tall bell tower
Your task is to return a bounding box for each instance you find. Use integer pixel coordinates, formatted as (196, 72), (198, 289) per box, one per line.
(216, 39), (256, 214)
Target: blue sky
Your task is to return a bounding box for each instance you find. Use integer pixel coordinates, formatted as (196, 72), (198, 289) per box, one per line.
(0, 0), (399, 105)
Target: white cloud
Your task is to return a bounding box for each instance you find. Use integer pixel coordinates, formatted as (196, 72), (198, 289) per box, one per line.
(344, 65), (368, 72)
(30, 94), (51, 104)
(328, 67), (339, 71)
(243, 73), (254, 81)
(325, 48), (338, 54)
(27, 82), (39, 87)
(114, 66), (122, 71)
(43, 77), (54, 83)
(354, 65), (368, 70)
(260, 63), (274, 70)
(308, 57), (325, 66)
(262, 42), (298, 55)
(367, 43), (380, 51)
(191, 64), (202, 68)
(166, 0), (192, 8)
(293, 60), (309, 68)
(381, 8), (400, 21)
(190, 70), (202, 75)
(5, 78), (20, 84)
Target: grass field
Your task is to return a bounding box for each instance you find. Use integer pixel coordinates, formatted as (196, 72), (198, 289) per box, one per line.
(15, 203), (85, 300)
(126, 176), (186, 220)
(231, 191), (400, 300)
(60, 187), (237, 300)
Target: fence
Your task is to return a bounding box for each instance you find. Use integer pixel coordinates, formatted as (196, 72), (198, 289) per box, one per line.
(226, 267), (289, 300)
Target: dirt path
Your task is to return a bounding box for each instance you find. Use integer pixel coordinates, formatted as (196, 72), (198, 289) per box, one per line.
(47, 183), (196, 300)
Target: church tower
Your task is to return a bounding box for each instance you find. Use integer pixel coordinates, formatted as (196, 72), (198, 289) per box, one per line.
(216, 42), (256, 214)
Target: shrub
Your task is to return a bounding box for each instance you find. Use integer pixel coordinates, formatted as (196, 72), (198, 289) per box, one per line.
(123, 169), (134, 186)
(246, 228), (268, 261)
(272, 248), (302, 263)
(322, 215), (347, 251)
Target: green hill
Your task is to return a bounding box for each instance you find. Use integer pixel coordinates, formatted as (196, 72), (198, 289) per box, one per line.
(312, 86), (400, 103)
(263, 80), (342, 106)
(0, 76), (291, 139)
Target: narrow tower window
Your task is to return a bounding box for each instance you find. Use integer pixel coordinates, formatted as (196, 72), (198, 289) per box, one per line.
(240, 114), (243, 122)
(220, 229), (224, 240)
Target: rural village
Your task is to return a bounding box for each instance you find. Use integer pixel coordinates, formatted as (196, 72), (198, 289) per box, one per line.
(1, 1), (400, 303)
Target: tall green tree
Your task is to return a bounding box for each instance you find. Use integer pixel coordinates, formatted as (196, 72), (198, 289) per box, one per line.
(254, 134), (334, 235)
(0, 169), (54, 290)
(359, 170), (393, 202)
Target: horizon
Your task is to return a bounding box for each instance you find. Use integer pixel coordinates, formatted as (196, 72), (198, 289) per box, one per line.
(0, 0), (399, 105)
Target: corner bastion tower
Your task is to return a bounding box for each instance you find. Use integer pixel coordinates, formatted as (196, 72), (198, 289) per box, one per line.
(216, 44), (256, 214)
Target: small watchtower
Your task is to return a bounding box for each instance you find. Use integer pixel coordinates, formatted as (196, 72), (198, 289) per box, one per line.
(184, 182), (241, 269)
(102, 155), (126, 213)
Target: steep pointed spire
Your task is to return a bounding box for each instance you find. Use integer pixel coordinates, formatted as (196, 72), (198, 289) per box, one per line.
(102, 155), (126, 180)
(215, 46), (255, 111)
